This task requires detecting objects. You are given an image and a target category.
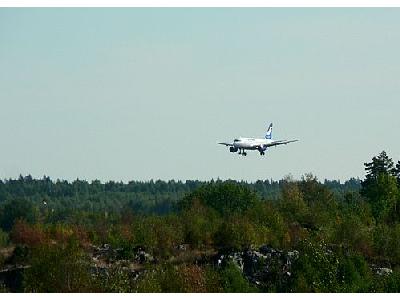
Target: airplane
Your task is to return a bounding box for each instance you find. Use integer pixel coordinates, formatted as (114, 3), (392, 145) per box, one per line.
(218, 123), (298, 156)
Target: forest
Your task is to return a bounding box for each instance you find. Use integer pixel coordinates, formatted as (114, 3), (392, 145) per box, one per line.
(1, 150), (400, 292)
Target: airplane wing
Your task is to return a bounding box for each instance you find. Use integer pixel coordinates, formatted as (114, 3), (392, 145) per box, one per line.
(218, 142), (233, 146)
(267, 139), (299, 147)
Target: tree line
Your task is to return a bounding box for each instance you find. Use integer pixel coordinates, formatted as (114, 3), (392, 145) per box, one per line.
(0, 175), (360, 228)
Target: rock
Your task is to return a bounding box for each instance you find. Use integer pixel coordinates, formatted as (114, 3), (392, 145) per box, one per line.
(287, 250), (299, 261)
(216, 254), (225, 267)
(135, 250), (154, 264)
(228, 252), (244, 271)
(259, 245), (275, 255)
(218, 246), (302, 288)
(213, 245), (302, 290)
(376, 267), (392, 276)
(177, 244), (188, 251)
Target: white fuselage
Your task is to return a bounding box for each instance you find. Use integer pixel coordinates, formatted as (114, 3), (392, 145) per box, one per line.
(233, 137), (273, 150)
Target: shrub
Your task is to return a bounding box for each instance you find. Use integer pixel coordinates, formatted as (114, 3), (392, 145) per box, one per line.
(23, 239), (92, 292)
(220, 261), (258, 292)
(179, 182), (260, 215)
(0, 228), (8, 247)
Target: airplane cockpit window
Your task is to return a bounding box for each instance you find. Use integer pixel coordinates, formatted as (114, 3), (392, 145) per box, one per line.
(234, 139), (240, 142)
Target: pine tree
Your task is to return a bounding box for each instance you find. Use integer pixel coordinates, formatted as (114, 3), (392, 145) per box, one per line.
(361, 151), (399, 222)
(363, 151), (395, 181)
(393, 161), (400, 185)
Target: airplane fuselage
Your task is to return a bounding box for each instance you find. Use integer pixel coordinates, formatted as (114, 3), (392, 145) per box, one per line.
(233, 137), (273, 150)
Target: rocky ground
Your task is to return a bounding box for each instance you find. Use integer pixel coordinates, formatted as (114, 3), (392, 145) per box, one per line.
(0, 243), (394, 292)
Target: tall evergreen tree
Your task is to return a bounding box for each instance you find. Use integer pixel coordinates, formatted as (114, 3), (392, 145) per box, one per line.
(393, 161), (400, 185)
(361, 151), (399, 222)
(363, 151), (395, 181)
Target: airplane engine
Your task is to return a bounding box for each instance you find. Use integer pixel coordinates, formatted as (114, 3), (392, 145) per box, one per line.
(258, 145), (268, 155)
(229, 146), (238, 153)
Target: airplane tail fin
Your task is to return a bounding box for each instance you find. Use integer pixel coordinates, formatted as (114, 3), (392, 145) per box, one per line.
(265, 123), (273, 139)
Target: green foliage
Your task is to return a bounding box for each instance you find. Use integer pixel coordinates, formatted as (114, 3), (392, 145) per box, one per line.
(0, 198), (38, 231)
(92, 266), (134, 292)
(131, 215), (184, 258)
(0, 228), (8, 247)
(203, 266), (224, 292)
(331, 213), (373, 256)
(246, 202), (288, 248)
(279, 179), (309, 224)
(362, 173), (399, 222)
(179, 182), (260, 215)
(373, 223), (400, 264)
(4, 158), (400, 292)
(299, 174), (336, 207)
(214, 216), (264, 251)
(336, 253), (372, 292)
(134, 269), (163, 292)
(298, 174), (338, 230)
(369, 268), (400, 292)
(289, 240), (340, 292)
(181, 199), (220, 248)
(363, 151), (395, 181)
(0, 176), (360, 229)
(341, 191), (374, 226)
(394, 161), (400, 185)
(134, 264), (189, 292)
(219, 261), (258, 292)
(23, 239), (93, 292)
(287, 242), (378, 292)
(361, 151), (400, 223)
(134, 263), (245, 293)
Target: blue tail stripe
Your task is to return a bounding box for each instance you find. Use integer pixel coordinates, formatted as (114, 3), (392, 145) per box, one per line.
(265, 123), (273, 139)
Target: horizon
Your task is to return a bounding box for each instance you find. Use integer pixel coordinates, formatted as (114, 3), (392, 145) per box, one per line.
(0, 173), (363, 184)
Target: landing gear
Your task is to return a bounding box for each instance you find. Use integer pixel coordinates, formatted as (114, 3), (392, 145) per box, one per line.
(238, 149), (247, 156)
(259, 151), (265, 156)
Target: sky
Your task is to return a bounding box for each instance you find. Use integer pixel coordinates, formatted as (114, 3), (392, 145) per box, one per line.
(1, 8), (400, 183)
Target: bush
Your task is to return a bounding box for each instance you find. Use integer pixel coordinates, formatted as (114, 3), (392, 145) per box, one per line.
(23, 239), (93, 292)
(0, 198), (38, 231)
(179, 182), (260, 215)
(181, 199), (220, 248)
(369, 268), (400, 292)
(0, 228), (8, 247)
(214, 217), (263, 251)
(288, 240), (340, 292)
(10, 220), (47, 247)
(203, 266), (223, 292)
(131, 215), (184, 259)
(336, 253), (372, 292)
(331, 214), (373, 256)
(220, 261), (258, 292)
(373, 223), (400, 264)
(245, 202), (287, 249)
(134, 264), (185, 292)
(92, 265), (134, 292)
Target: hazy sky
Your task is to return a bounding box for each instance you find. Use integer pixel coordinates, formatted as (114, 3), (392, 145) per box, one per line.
(1, 8), (400, 182)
